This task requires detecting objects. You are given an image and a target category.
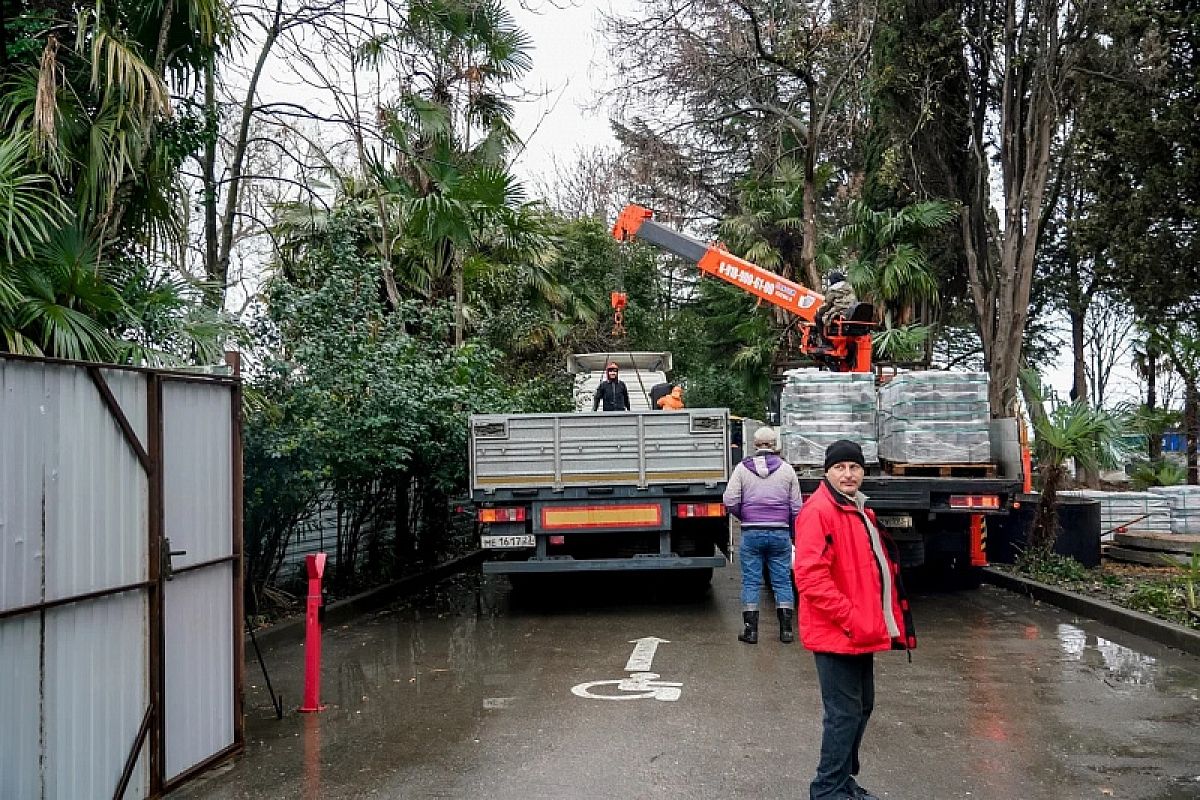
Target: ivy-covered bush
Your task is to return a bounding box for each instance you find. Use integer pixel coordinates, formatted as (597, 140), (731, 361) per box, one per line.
(243, 218), (550, 604)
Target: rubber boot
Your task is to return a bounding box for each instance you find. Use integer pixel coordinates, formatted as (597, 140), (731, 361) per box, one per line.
(738, 611), (759, 644)
(778, 608), (795, 643)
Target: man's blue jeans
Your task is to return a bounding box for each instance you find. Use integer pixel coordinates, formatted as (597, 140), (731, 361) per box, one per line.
(739, 528), (794, 610)
(810, 652), (875, 800)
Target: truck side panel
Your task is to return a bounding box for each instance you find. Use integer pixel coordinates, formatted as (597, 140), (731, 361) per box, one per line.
(471, 410), (730, 493)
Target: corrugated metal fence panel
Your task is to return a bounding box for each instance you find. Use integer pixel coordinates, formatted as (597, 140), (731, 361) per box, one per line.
(1, 359), (50, 611)
(45, 365), (148, 601)
(45, 590), (149, 799)
(278, 499), (341, 577)
(0, 615), (41, 799)
(163, 566), (234, 780)
(0, 359), (151, 799)
(162, 381), (232, 567)
(161, 380), (235, 782)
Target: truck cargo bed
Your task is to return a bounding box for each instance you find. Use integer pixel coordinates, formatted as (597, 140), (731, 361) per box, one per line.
(470, 409), (731, 496)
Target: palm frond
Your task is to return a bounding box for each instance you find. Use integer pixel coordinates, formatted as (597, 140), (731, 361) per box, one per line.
(0, 133), (69, 262)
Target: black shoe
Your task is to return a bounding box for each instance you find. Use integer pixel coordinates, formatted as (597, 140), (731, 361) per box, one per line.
(777, 608), (794, 643)
(852, 788), (881, 800)
(738, 611), (759, 644)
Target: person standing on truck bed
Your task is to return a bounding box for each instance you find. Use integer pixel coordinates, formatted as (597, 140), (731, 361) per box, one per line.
(723, 427), (803, 645)
(657, 384), (684, 411)
(593, 363), (631, 411)
(793, 439), (916, 800)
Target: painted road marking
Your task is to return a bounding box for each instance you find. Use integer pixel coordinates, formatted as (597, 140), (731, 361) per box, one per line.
(570, 673), (682, 701)
(625, 637), (669, 672)
(572, 636), (682, 702)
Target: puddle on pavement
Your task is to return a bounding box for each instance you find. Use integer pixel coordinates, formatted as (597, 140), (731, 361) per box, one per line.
(1056, 623), (1159, 686)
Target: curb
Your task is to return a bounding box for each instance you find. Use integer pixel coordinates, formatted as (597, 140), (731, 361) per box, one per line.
(246, 550), (486, 649)
(981, 567), (1200, 657)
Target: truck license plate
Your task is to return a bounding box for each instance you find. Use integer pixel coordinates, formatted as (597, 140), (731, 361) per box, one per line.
(876, 515), (913, 529)
(481, 534), (535, 549)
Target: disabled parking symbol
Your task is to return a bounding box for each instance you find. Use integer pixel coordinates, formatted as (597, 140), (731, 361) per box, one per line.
(570, 637), (682, 702)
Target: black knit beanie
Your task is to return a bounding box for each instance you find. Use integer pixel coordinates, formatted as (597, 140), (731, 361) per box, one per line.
(824, 439), (865, 471)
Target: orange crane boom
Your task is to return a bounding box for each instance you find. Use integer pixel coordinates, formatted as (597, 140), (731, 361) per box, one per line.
(612, 203), (875, 372)
(612, 204), (825, 323)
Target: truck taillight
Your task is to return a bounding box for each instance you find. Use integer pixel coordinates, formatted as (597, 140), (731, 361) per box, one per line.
(478, 507), (527, 523)
(674, 502), (726, 518)
(948, 495), (1000, 509)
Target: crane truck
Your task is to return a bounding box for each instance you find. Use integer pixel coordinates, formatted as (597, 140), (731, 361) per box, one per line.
(469, 352), (731, 588)
(611, 204), (1026, 585)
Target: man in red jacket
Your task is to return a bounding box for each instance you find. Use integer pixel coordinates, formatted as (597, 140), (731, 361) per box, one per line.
(793, 440), (916, 800)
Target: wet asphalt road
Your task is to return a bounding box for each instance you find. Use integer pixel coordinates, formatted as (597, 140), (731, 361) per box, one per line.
(173, 565), (1200, 800)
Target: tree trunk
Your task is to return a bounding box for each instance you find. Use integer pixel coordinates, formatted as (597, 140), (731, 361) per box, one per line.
(394, 471), (411, 567)
(801, 136), (821, 290)
(454, 250), (465, 347)
(1187, 380), (1198, 485)
(212, 0), (284, 310)
(1147, 348), (1162, 460)
(202, 56), (220, 307)
(1031, 462), (1064, 554)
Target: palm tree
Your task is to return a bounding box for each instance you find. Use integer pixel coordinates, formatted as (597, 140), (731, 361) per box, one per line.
(838, 199), (953, 328)
(0, 0), (233, 363)
(1020, 368), (1131, 554)
(719, 161), (828, 289)
(0, 132), (67, 307)
(366, 0), (538, 344)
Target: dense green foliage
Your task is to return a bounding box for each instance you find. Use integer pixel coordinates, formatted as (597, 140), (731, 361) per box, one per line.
(2, 0), (1197, 599)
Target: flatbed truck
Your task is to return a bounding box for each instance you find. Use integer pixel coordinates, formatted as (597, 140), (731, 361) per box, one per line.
(470, 354), (731, 585)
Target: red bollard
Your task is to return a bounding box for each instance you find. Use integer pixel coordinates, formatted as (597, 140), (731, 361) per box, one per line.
(299, 553), (327, 713)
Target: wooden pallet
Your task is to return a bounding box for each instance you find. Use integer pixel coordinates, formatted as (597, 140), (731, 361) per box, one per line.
(880, 460), (996, 478)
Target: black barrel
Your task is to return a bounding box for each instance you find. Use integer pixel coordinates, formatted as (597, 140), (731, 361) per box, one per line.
(1053, 496), (1102, 567)
(988, 494), (1101, 568)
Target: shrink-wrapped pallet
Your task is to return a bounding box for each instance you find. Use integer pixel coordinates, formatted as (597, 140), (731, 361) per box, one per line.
(779, 369), (877, 466)
(1060, 490), (1173, 539)
(1146, 485), (1200, 535)
(877, 371), (991, 464)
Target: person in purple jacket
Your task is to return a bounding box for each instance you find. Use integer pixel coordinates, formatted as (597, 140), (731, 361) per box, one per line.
(723, 427), (804, 644)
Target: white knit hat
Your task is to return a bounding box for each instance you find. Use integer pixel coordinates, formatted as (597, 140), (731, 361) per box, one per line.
(752, 427), (779, 451)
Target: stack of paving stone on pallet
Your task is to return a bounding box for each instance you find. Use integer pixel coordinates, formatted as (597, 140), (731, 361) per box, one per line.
(779, 369), (877, 469)
(1140, 486), (1200, 565)
(1059, 489), (1191, 566)
(877, 371), (992, 465)
(1148, 486), (1200, 534)
(1058, 490), (1173, 539)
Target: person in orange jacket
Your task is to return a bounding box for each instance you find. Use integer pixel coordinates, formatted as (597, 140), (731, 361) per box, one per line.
(656, 384), (684, 411)
(793, 439), (916, 800)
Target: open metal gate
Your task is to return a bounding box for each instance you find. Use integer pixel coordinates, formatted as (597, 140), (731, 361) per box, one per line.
(0, 353), (244, 799)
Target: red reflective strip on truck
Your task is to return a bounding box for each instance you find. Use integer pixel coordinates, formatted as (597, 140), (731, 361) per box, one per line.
(969, 515), (989, 567)
(540, 504), (662, 529)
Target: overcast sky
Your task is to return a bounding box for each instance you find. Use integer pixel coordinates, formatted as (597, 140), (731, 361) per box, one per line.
(506, 0), (626, 183)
